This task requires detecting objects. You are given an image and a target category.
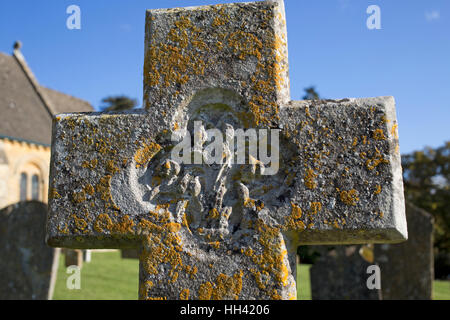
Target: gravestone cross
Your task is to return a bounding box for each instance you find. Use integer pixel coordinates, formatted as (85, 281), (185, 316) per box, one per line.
(47, 0), (407, 300)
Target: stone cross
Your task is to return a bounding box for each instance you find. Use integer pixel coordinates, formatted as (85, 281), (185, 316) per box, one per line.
(47, 0), (407, 300)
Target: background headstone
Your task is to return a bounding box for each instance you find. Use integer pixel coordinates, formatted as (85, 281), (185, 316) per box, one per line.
(121, 249), (139, 259)
(0, 201), (60, 300)
(65, 249), (83, 268)
(375, 202), (434, 299)
(309, 245), (381, 300)
(83, 249), (92, 263)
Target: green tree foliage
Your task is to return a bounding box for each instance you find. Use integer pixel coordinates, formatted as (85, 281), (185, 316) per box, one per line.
(302, 86), (320, 100)
(100, 95), (138, 112)
(402, 142), (450, 278)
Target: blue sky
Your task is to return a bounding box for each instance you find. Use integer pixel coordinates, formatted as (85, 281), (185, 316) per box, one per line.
(0, 0), (448, 154)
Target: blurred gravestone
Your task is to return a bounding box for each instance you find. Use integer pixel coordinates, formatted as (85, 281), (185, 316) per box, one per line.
(83, 249), (92, 263)
(309, 245), (381, 300)
(65, 249), (83, 268)
(0, 201), (60, 300)
(375, 202), (434, 299)
(121, 249), (139, 259)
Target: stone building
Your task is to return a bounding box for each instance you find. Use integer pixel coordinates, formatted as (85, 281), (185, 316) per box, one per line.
(0, 42), (92, 208)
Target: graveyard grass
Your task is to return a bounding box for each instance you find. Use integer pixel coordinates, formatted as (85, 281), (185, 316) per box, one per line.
(53, 252), (449, 300)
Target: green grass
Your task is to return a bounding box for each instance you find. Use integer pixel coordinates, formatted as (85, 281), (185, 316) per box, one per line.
(297, 264), (312, 300)
(53, 252), (448, 300)
(434, 280), (450, 300)
(53, 251), (139, 300)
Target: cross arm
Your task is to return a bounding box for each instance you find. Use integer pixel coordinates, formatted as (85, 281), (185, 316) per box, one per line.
(278, 96), (407, 245)
(46, 110), (165, 249)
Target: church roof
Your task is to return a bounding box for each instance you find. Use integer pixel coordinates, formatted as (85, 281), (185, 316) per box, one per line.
(0, 48), (93, 146)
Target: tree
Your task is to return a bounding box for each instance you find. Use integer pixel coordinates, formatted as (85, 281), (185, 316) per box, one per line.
(402, 142), (450, 279)
(100, 95), (138, 112)
(302, 86), (320, 100)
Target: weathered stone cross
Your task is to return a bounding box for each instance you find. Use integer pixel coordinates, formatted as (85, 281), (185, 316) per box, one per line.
(47, 0), (407, 300)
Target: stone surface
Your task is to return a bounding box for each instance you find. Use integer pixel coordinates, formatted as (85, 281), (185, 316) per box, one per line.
(0, 201), (60, 300)
(65, 249), (83, 268)
(46, 1), (407, 300)
(375, 202), (434, 299)
(310, 245), (381, 300)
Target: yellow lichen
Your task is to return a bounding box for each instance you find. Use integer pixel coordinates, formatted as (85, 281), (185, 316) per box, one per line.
(180, 289), (189, 300)
(134, 142), (161, 168)
(94, 214), (113, 233)
(304, 168), (317, 189)
(373, 129), (386, 140)
(340, 189), (359, 206)
(374, 184), (382, 195)
(310, 202), (322, 215)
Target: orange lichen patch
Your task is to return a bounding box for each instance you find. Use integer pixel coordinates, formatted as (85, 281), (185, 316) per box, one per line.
(94, 214), (113, 233)
(256, 202), (265, 212)
(165, 222), (181, 233)
(198, 282), (214, 300)
(252, 220), (291, 292)
(291, 203), (302, 219)
(96, 175), (112, 202)
(180, 288), (190, 300)
(83, 184), (95, 196)
(310, 202), (322, 215)
(241, 248), (254, 257)
(284, 203), (305, 231)
(146, 297), (167, 300)
(373, 129), (386, 140)
(72, 190), (86, 204)
(212, 16), (226, 27)
(198, 271), (244, 300)
(228, 30), (263, 60)
(376, 211), (384, 218)
(72, 214), (88, 232)
(391, 123), (399, 139)
(340, 189), (359, 206)
(139, 280), (154, 298)
(208, 241), (220, 249)
(81, 159), (98, 169)
(139, 210), (184, 289)
(374, 184), (382, 195)
(304, 167), (317, 189)
(366, 149), (389, 171)
(244, 198), (256, 208)
(49, 188), (61, 200)
(112, 215), (135, 235)
(106, 160), (120, 174)
(134, 142), (161, 168)
(208, 208), (220, 219)
(333, 219), (342, 229)
(189, 266), (198, 279)
(271, 289), (282, 300)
